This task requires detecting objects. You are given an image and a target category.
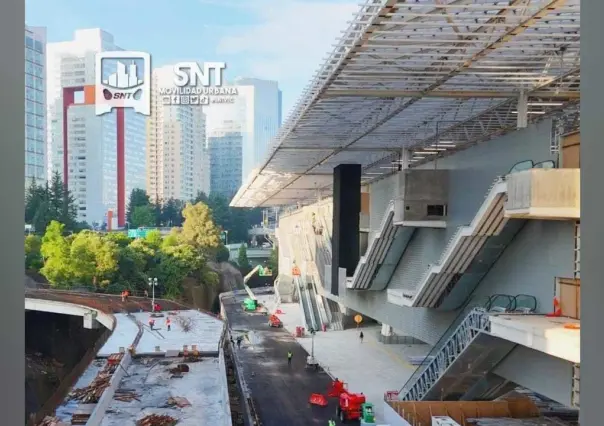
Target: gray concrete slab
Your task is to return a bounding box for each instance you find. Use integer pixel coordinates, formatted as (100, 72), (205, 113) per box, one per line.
(101, 357), (230, 426)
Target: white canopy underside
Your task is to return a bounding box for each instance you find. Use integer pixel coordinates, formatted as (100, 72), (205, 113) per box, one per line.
(231, 0), (580, 208)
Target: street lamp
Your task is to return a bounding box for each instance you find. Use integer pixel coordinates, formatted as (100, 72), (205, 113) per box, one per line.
(148, 277), (158, 308)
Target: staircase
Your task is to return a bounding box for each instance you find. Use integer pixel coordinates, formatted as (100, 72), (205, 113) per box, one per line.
(398, 309), (516, 402)
(388, 178), (524, 309)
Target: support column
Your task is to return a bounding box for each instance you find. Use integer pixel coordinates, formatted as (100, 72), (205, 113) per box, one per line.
(381, 323), (393, 337)
(331, 164), (361, 296)
(582, 1), (604, 424)
(516, 90), (528, 129)
(116, 108), (126, 227)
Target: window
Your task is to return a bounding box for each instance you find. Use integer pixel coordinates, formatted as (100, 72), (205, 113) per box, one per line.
(427, 204), (447, 217)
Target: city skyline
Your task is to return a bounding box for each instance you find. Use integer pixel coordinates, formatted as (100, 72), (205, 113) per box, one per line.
(34, 26), (283, 228)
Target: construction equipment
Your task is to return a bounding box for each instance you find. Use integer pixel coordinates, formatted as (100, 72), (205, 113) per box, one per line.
(327, 379), (347, 397)
(305, 328), (319, 370)
(268, 314), (283, 328)
(242, 298), (258, 312)
(335, 390), (366, 423)
(309, 393), (328, 407)
(361, 402), (376, 424)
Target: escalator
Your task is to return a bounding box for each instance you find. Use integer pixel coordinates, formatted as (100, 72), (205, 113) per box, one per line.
(307, 279), (323, 330)
(293, 275), (316, 331)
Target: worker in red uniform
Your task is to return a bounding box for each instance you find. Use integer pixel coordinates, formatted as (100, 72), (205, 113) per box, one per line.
(153, 302), (161, 312)
(166, 316), (171, 331)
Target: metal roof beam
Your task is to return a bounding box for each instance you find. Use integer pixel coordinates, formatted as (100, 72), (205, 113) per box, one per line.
(323, 89), (579, 99)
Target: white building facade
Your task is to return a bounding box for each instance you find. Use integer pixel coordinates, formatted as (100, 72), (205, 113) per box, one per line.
(46, 29), (146, 226)
(25, 25), (47, 188)
(146, 66), (209, 203)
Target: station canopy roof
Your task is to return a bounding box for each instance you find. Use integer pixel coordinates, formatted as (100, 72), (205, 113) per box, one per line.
(231, 0), (580, 208)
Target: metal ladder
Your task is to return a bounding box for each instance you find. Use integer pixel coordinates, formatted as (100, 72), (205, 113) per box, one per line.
(399, 308), (491, 401)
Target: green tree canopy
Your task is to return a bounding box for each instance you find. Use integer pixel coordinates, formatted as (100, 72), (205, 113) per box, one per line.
(25, 173), (78, 233)
(40, 221), (72, 287)
(25, 235), (43, 270)
(237, 244), (251, 270)
(127, 188), (151, 225)
(181, 202), (222, 253)
(130, 205), (156, 228)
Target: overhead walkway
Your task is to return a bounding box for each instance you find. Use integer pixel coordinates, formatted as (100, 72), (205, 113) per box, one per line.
(346, 201), (416, 291)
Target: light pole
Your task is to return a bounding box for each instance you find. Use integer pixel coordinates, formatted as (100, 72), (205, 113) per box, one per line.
(148, 277), (158, 308)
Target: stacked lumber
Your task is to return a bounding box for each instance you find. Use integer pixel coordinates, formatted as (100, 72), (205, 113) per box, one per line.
(136, 414), (178, 426)
(114, 388), (141, 402)
(37, 416), (68, 426)
(68, 375), (110, 403)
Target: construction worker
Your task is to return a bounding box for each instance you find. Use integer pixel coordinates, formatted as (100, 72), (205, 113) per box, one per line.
(166, 316), (171, 331)
(121, 290), (126, 302)
(328, 419), (336, 426)
(359, 331), (364, 343)
(236, 336), (242, 349)
(287, 350), (293, 366)
(148, 317), (155, 330)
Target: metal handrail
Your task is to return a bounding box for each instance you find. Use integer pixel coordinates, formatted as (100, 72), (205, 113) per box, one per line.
(398, 307), (490, 401)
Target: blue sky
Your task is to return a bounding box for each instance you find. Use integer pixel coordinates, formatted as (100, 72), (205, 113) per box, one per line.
(26, 0), (359, 117)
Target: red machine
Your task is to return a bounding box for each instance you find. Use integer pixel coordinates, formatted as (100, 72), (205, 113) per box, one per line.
(327, 379), (347, 397)
(268, 314), (283, 328)
(335, 390), (366, 422)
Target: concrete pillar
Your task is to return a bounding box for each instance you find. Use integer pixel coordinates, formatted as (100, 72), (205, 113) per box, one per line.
(582, 1), (604, 424)
(83, 311), (100, 329)
(331, 164), (362, 296)
(381, 323), (393, 337)
(516, 90), (528, 129)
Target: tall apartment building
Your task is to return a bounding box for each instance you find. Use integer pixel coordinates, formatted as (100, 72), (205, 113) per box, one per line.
(146, 66), (209, 203)
(205, 78), (282, 185)
(47, 29), (146, 227)
(25, 25), (47, 188)
(235, 78), (282, 180)
(207, 120), (243, 198)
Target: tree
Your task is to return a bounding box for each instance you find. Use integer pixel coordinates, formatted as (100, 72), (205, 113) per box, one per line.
(267, 245), (279, 276)
(69, 231), (119, 287)
(40, 221), (72, 287)
(216, 244), (230, 263)
(25, 174), (78, 233)
(237, 244), (251, 270)
(25, 235), (43, 270)
(181, 202), (221, 253)
(161, 198), (185, 227)
(127, 188), (151, 225)
(130, 205), (156, 228)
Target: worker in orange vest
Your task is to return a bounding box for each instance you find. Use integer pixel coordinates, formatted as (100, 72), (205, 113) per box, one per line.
(166, 316), (171, 331)
(148, 317), (155, 330)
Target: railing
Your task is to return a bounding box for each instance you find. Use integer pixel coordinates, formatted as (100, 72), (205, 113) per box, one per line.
(398, 308), (491, 401)
(405, 177), (507, 299)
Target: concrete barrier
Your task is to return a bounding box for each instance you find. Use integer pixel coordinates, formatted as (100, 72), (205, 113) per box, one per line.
(85, 352), (132, 426)
(218, 346), (233, 425)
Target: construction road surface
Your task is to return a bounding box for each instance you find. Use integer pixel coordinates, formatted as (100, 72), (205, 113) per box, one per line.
(221, 291), (344, 426)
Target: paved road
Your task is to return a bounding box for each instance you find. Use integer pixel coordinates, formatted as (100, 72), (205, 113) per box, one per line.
(222, 292), (345, 426)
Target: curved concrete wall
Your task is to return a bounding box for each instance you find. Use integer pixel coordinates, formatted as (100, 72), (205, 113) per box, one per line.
(25, 298), (115, 330)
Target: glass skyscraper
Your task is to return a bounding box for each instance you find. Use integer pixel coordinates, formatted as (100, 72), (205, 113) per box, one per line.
(25, 26), (47, 188)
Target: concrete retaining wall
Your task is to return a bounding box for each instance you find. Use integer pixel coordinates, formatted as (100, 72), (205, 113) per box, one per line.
(218, 346), (233, 425)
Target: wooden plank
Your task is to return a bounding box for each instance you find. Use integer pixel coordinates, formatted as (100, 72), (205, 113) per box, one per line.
(556, 278), (581, 319)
